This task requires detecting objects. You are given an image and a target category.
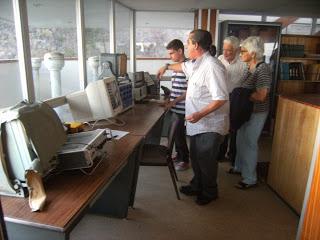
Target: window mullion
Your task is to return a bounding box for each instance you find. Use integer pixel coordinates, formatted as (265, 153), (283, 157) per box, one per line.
(109, 0), (116, 53)
(12, 0), (35, 102)
(130, 10), (136, 73)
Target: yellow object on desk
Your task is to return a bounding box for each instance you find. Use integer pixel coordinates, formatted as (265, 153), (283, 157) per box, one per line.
(64, 122), (84, 133)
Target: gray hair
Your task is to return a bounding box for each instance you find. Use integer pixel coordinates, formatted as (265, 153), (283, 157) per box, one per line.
(223, 36), (240, 50)
(240, 36), (264, 61)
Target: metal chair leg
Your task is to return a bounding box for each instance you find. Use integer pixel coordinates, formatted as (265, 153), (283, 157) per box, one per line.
(167, 158), (180, 200)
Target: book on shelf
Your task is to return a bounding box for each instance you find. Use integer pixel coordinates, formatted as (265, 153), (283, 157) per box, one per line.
(280, 62), (305, 80)
(280, 44), (304, 58)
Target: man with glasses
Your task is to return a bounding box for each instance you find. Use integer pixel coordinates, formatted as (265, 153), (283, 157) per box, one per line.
(217, 36), (246, 169)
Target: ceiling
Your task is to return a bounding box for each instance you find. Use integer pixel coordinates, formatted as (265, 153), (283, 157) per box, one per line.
(117, 0), (320, 18)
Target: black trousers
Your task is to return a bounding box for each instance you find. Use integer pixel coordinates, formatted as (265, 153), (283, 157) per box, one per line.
(189, 132), (223, 198)
(170, 112), (189, 163)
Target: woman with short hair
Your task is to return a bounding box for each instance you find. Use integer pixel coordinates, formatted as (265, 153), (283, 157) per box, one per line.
(234, 36), (272, 189)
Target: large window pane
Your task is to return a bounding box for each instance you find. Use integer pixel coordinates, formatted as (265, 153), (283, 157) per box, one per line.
(27, 0), (79, 100)
(115, 3), (130, 56)
(136, 11), (193, 58)
(0, 0), (23, 108)
(84, 0), (110, 83)
(266, 16), (281, 22)
(282, 18), (312, 35)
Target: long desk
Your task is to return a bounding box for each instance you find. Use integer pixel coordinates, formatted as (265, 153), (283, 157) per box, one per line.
(108, 102), (166, 136)
(1, 102), (165, 240)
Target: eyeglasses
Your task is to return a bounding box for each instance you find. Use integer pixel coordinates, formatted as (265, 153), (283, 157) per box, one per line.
(240, 50), (248, 54)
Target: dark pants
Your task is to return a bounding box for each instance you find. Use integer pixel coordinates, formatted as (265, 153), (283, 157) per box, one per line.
(229, 130), (237, 166)
(170, 112), (189, 163)
(189, 132), (223, 199)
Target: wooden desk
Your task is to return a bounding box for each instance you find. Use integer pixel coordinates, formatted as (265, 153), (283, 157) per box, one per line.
(1, 102), (165, 240)
(106, 102), (165, 136)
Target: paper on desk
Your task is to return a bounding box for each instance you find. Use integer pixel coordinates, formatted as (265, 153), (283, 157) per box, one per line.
(105, 129), (129, 140)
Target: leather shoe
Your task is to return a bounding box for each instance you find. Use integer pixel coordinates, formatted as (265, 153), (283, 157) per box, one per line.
(179, 185), (200, 196)
(195, 195), (218, 205)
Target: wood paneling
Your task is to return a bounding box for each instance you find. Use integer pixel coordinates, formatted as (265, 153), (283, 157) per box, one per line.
(194, 10), (198, 30)
(201, 9), (208, 31)
(209, 9), (217, 43)
(268, 96), (320, 213)
(301, 148), (320, 240)
(278, 80), (305, 95)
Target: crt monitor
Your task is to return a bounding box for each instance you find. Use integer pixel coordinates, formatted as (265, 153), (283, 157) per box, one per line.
(67, 76), (123, 122)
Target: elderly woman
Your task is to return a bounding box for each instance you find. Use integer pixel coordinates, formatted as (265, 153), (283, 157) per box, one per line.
(233, 36), (271, 189)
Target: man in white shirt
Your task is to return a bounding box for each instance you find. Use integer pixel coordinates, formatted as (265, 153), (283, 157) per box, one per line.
(157, 30), (229, 205)
(217, 36), (246, 167)
(218, 36), (246, 93)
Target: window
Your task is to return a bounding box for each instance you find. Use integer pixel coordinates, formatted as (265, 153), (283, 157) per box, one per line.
(283, 18), (312, 35)
(315, 18), (320, 34)
(136, 11), (193, 58)
(115, 3), (130, 57)
(27, 0), (79, 101)
(0, 0), (23, 108)
(84, 0), (111, 83)
(219, 13), (262, 23)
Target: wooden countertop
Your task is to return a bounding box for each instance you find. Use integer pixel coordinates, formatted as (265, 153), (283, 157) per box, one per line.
(1, 135), (142, 232)
(279, 94), (320, 109)
(92, 102), (166, 136)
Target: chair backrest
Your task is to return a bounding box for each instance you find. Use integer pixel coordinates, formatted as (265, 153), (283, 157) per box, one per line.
(144, 111), (167, 145)
(166, 115), (180, 156)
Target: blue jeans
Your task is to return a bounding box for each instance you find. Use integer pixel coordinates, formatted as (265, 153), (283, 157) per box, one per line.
(234, 112), (268, 185)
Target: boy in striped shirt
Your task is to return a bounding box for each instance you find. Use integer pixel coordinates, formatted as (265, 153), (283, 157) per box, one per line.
(165, 39), (189, 171)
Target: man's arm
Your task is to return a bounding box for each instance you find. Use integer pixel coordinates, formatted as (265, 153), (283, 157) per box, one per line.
(186, 100), (227, 123)
(157, 62), (183, 79)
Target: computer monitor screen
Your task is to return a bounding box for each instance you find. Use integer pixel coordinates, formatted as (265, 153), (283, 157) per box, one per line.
(67, 76), (123, 122)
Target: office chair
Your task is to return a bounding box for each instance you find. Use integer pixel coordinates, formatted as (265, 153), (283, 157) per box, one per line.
(140, 114), (180, 200)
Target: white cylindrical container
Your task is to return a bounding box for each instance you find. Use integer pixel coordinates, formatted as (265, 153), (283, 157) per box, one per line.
(31, 57), (42, 100)
(44, 52), (65, 98)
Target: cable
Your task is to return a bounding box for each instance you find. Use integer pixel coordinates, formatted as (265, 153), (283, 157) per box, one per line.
(84, 118), (126, 128)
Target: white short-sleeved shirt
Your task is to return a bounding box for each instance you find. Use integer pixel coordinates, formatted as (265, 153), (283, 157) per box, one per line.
(182, 52), (229, 136)
(218, 55), (247, 93)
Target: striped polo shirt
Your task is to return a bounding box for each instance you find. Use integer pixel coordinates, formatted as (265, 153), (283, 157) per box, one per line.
(170, 71), (188, 115)
(240, 62), (271, 113)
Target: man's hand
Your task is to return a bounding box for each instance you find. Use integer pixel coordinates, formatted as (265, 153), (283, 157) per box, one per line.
(157, 66), (167, 79)
(185, 112), (203, 123)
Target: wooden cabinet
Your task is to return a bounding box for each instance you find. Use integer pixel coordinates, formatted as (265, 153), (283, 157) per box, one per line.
(278, 34), (320, 95)
(268, 95), (320, 214)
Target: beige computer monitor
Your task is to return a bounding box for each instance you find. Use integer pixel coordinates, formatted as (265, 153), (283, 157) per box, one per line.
(67, 77), (123, 122)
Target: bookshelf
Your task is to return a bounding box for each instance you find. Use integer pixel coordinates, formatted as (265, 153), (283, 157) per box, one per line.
(278, 34), (320, 95)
